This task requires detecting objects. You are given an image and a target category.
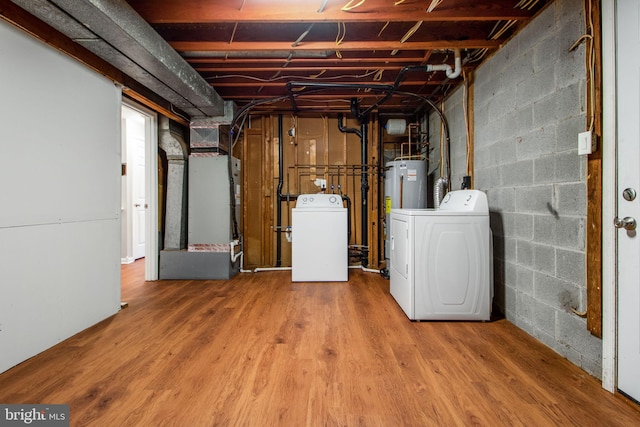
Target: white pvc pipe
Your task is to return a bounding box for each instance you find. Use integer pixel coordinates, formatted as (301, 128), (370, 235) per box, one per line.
(253, 267), (292, 272)
(230, 240), (239, 261)
(349, 265), (381, 274)
(426, 48), (462, 79)
(236, 252), (253, 273)
(254, 266), (379, 273)
(230, 240), (252, 273)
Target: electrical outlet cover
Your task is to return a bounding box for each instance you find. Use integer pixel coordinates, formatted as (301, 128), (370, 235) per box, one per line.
(578, 131), (592, 155)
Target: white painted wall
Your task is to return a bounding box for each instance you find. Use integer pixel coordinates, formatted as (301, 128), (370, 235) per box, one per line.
(0, 20), (121, 373)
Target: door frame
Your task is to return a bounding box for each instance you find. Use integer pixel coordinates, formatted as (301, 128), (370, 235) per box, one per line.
(601, 0), (616, 393)
(122, 98), (159, 281)
(121, 104), (146, 263)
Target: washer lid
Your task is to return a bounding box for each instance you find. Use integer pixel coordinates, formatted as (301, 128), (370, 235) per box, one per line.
(439, 190), (489, 213)
(295, 193), (343, 208)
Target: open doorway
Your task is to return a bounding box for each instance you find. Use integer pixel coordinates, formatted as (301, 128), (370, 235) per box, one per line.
(121, 99), (158, 280)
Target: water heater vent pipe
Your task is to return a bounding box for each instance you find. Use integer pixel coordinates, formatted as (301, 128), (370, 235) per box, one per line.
(426, 49), (462, 79)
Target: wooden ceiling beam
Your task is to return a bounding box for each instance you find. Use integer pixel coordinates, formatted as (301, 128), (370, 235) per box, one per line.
(196, 65), (424, 72)
(128, 0), (533, 24)
(171, 40), (499, 52)
(220, 93), (439, 100)
(210, 79), (444, 88)
(186, 56), (432, 65)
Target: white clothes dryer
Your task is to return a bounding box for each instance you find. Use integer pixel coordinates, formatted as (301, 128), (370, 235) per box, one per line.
(389, 190), (492, 321)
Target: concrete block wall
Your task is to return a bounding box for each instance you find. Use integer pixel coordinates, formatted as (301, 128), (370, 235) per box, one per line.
(428, 89), (468, 193)
(429, 89), (467, 190)
(429, 0), (602, 377)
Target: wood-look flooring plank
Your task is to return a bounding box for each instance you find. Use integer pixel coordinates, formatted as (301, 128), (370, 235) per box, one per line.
(0, 259), (639, 426)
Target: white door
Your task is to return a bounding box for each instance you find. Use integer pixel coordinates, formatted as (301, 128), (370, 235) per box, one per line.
(122, 105), (147, 261)
(616, 0), (640, 402)
(132, 133), (146, 260)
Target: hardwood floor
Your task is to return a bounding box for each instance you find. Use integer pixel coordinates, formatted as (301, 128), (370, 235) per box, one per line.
(1, 260), (639, 426)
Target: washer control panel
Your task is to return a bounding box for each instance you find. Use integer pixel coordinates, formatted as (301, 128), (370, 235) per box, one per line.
(295, 193), (343, 208)
(439, 190), (488, 213)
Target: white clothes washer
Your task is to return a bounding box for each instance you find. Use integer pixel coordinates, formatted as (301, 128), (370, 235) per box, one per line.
(291, 194), (348, 282)
(389, 189), (492, 321)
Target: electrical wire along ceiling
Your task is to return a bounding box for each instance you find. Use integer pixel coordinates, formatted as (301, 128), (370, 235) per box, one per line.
(3, 0), (552, 117)
(125, 0), (552, 116)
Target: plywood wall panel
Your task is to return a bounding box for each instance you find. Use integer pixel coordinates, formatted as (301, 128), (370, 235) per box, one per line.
(245, 114), (382, 268)
(243, 129), (265, 268)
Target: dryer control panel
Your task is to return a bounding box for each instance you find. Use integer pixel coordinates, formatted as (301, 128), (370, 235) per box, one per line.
(439, 190), (489, 213)
(295, 193), (343, 208)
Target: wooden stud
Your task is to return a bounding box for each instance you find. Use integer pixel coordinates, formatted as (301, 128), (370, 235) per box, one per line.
(466, 71), (475, 188)
(586, 0), (603, 338)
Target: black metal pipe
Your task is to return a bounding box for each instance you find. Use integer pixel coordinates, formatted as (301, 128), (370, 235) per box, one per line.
(358, 65), (424, 120)
(337, 113), (362, 139)
(350, 98), (359, 118)
(286, 84), (299, 113)
(337, 112), (369, 267)
(341, 194), (352, 242)
(360, 118), (369, 266)
(276, 114), (284, 267)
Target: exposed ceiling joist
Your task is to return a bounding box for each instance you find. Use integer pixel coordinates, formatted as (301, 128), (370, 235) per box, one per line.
(126, 0), (535, 24)
(169, 40), (501, 53)
(6, 0), (553, 117)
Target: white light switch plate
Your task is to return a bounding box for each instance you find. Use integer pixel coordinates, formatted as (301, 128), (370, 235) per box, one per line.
(578, 131), (593, 155)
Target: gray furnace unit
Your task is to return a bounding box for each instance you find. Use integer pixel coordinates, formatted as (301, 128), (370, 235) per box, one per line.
(160, 153), (241, 280)
(188, 154), (241, 246)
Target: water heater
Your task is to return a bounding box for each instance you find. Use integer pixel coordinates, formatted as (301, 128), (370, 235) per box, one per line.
(384, 159), (427, 261)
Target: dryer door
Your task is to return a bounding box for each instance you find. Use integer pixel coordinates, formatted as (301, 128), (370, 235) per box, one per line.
(389, 213), (413, 318)
(414, 216), (491, 320)
(390, 216), (409, 279)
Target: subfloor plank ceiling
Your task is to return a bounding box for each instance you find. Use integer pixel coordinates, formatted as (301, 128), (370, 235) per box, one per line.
(126, 0), (552, 116)
(4, 0), (553, 118)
